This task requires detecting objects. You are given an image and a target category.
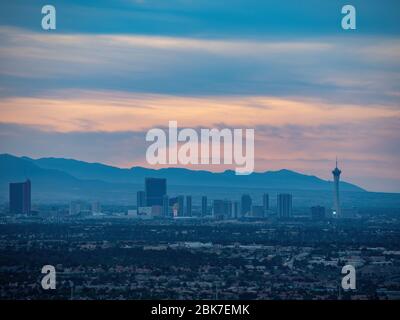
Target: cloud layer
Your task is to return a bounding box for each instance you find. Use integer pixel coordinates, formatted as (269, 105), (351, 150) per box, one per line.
(1, 89), (399, 191)
(0, 1), (399, 192)
(1, 27), (399, 105)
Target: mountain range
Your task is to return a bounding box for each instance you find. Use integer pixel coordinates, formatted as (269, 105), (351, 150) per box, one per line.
(0, 153), (365, 203)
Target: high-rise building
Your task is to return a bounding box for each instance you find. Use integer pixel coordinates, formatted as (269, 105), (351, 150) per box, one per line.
(137, 190), (146, 208)
(240, 194), (252, 217)
(186, 196), (192, 216)
(332, 158), (342, 218)
(177, 195), (184, 217)
(9, 179), (31, 214)
(162, 195), (169, 217)
(213, 199), (232, 219)
(311, 206), (326, 220)
(201, 196), (208, 216)
(168, 196), (179, 217)
(69, 201), (82, 215)
(262, 193), (269, 215)
(233, 201), (239, 219)
(145, 178), (166, 206)
(277, 193), (292, 218)
(91, 201), (101, 214)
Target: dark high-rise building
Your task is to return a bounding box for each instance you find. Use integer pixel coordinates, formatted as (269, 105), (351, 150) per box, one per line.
(213, 199), (232, 219)
(177, 195), (184, 217)
(169, 196), (178, 207)
(168, 196), (179, 217)
(162, 195), (170, 217)
(311, 206), (326, 220)
(145, 178), (166, 206)
(9, 179), (31, 214)
(186, 196), (192, 216)
(69, 200), (82, 215)
(263, 193), (269, 215)
(241, 194), (252, 216)
(277, 193), (292, 218)
(137, 190), (146, 208)
(201, 196), (207, 216)
(233, 201), (239, 219)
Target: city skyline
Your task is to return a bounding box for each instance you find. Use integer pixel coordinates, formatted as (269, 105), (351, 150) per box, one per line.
(0, 152), (365, 191)
(1, 0), (400, 305)
(3, 155), (356, 219)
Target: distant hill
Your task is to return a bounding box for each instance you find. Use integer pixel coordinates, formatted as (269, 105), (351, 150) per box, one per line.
(8, 155), (400, 208)
(0, 154), (79, 186)
(0, 153), (364, 192)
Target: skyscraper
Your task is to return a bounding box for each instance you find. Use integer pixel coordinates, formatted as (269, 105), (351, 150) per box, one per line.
(213, 199), (232, 219)
(137, 190), (146, 208)
(162, 195), (169, 217)
(262, 193), (269, 215)
(145, 178), (167, 206)
(169, 196), (179, 217)
(201, 196), (208, 216)
(177, 195), (184, 217)
(186, 196), (192, 216)
(241, 194), (252, 217)
(9, 179), (31, 214)
(332, 158), (342, 217)
(233, 201), (239, 219)
(277, 193), (292, 218)
(91, 201), (101, 214)
(69, 201), (82, 215)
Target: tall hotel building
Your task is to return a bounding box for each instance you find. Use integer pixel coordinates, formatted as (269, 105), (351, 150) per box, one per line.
(9, 179), (31, 214)
(201, 196), (208, 216)
(145, 178), (167, 206)
(277, 193), (292, 218)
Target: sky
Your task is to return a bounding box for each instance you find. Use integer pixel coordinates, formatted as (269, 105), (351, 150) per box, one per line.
(0, 0), (399, 192)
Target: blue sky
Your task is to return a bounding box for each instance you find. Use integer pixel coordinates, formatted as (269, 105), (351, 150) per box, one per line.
(0, 1), (399, 192)
(1, 0), (399, 36)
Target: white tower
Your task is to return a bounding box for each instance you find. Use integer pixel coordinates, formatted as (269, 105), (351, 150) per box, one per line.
(332, 158), (342, 217)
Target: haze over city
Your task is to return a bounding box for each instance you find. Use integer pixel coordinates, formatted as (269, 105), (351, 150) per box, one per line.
(1, 0), (400, 305)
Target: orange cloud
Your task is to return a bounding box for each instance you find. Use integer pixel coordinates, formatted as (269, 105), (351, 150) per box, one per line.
(0, 90), (398, 133)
